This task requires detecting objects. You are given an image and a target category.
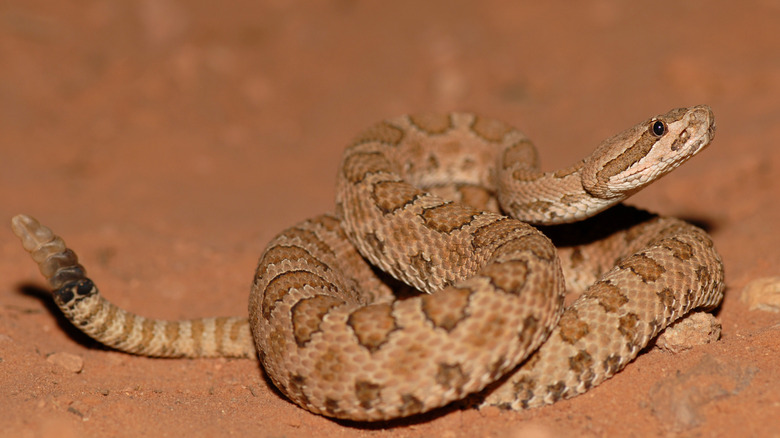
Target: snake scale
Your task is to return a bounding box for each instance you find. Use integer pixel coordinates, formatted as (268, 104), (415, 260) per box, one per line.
(12, 106), (724, 421)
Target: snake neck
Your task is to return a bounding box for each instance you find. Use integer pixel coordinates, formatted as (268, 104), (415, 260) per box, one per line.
(497, 160), (620, 225)
(498, 105), (715, 225)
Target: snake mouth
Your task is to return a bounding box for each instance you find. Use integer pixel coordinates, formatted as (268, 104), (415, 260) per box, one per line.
(685, 132), (711, 156)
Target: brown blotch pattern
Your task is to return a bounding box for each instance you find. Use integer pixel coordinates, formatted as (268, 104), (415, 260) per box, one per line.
(435, 362), (468, 395)
(545, 381), (566, 403)
(342, 151), (395, 184)
(287, 374), (311, 407)
(456, 185), (495, 211)
(597, 128), (659, 181)
(588, 281), (629, 313)
(656, 287), (676, 310)
(355, 380), (383, 410)
(646, 318), (663, 338)
(324, 398), (341, 417)
(350, 121), (404, 147)
(372, 180), (420, 214)
(408, 113), (453, 135)
(262, 270), (338, 319)
(421, 287), (472, 332)
(619, 253), (666, 282)
(559, 193), (583, 207)
(502, 139), (538, 170)
(500, 232), (557, 263)
(517, 315), (540, 350)
(617, 312), (640, 343)
(420, 202), (479, 234)
(481, 259), (529, 295)
(471, 218), (524, 249)
(696, 265), (710, 285)
(603, 354), (622, 375)
(510, 375), (536, 409)
(568, 350), (594, 375)
(347, 303), (398, 353)
(558, 309), (589, 344)
(470, 116), (513, 142)
(662, 237), (694, 261)
(291, 294), (346, 347)
(670, 132), (689, 151)
(399, 394), (424, 416)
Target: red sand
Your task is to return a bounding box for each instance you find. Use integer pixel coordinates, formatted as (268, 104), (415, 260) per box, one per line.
(2, 2), (779, 437)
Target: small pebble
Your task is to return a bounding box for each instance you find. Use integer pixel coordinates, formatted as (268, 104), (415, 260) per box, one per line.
(740, 276), (780, 312)
(655, 312), (721, 353)
(47, 352), (84, 373)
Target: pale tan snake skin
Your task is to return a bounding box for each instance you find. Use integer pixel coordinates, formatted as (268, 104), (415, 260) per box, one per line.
(11, 105), (724, 421)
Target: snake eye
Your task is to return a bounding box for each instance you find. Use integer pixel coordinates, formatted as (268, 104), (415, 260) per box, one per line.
(651, 120), (667, 137)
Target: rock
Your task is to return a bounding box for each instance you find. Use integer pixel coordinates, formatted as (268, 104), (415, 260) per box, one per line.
(655, 312), (721, 353)
(740, 276), (780, 312)
(47, 352), (84, 373)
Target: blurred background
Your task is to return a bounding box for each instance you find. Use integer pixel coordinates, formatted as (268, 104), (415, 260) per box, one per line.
(2, 1), (779, 437)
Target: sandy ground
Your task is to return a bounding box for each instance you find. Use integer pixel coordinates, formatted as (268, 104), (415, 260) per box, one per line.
(2, 1), (780, 437)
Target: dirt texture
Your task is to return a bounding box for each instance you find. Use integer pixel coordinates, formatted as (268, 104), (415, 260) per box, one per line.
(2, 1), (779, 437)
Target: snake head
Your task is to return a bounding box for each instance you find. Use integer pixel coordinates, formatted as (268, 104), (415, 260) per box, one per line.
(582, 105), (716, 199)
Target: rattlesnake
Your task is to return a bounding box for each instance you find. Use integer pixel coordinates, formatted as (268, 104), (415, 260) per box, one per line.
(11, 106), (724, 421)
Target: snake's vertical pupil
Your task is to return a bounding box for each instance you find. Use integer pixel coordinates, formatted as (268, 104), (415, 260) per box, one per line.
(652, 120), (666, 136)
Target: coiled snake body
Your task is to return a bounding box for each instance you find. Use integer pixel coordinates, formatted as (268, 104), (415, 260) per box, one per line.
(12, 106), (724, 421)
